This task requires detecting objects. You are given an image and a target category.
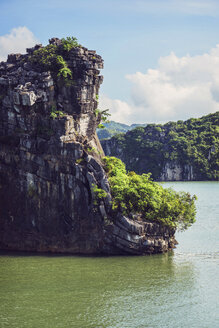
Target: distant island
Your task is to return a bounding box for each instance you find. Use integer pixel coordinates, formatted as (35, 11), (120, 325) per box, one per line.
(101, 112), (219, 181)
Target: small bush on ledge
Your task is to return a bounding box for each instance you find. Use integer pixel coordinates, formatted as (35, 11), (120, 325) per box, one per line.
(28, 36), (79, 85)
(102, 156), (197, 231)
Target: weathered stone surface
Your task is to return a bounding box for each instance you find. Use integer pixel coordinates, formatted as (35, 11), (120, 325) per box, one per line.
(102, 137), (196, 181)
(160, 162), (194, 181)
(103, 214), (176, 255)
(0, 38), (176, 255)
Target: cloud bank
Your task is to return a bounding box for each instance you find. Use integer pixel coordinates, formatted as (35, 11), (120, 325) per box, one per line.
(100, 44), (219, 124)
(0, 27), (39, 62)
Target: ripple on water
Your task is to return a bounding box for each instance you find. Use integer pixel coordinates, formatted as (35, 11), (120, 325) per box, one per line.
(0, 182), (218, 328)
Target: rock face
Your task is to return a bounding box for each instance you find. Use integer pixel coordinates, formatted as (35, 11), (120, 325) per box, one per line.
(101, 113), (219, 181)
(160, 162), (194, 181)
(0, 39), (176, 255)
(102, 138), (196, 181)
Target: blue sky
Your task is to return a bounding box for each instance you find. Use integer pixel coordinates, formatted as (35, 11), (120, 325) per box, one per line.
(1, 0), (219, 123)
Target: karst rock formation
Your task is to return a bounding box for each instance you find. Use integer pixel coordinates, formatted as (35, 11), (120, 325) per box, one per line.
(0, 38), (176, 255)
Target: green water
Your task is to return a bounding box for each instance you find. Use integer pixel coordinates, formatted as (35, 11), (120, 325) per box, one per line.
(0, 182), (218, 328)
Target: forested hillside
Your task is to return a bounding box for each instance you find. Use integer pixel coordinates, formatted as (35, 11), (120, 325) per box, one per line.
(97, 121), (146, 139)
(101, 112), (219, 181)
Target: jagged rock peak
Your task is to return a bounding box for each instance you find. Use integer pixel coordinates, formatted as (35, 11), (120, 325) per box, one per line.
(0, 37), (104, 150)
(0, 38), (176, 255)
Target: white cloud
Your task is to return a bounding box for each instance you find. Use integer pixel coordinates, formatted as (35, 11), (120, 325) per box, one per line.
(99, 95), (133, 123)
(101, 44), (219, 124)
(0, 27), (39, 62)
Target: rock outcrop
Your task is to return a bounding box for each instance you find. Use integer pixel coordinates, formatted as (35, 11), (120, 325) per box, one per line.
(102, 138), (195, 181)
(101, 113), (219, 181)
(0, 39), (176, 255)
(160, 162), (194, 181)
(102, 138), (197, 181)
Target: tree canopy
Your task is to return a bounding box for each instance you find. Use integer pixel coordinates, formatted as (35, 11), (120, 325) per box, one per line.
(102, 156), (197, 231)
(102, 112), (219, 180)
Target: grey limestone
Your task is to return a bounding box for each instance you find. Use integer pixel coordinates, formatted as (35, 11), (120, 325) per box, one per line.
(0, 38), (176, 255)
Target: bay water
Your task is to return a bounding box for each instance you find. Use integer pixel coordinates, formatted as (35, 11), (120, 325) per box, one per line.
(0, 182), (218, 328)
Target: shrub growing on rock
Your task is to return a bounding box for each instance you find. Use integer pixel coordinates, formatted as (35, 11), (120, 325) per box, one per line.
(102, 156), (197, 231)
(28, 36), (79, 85)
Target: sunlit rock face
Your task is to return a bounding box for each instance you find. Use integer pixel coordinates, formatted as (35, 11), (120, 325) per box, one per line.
(160, 162), (194, 181)
(0, 39), (176, 255)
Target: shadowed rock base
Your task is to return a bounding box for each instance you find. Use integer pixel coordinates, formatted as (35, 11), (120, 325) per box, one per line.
(103, 214), (177, 255)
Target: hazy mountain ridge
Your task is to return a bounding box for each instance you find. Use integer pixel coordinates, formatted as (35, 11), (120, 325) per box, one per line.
(97, 121), (147, 140)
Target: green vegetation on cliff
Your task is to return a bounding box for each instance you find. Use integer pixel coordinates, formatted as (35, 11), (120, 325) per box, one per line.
(102, 156), (196, 231)
(28, 36), (80, 84)
(102, 112), (219, 180)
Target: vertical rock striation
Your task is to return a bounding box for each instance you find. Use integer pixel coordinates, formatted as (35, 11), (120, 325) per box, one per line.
(0, 39), (176, 255)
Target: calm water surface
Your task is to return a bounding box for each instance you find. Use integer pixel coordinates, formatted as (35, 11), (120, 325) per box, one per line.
(0, 182), (218, 328)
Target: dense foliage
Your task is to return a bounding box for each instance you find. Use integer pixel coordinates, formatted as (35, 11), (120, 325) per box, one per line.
(28, 36), (80, 84)
(102, 156), (197, 231)
(92, 184), (108, 205)
(102, 112), (219, 180)
(97, 121), (146, 139)
(61, 37), (80, 51)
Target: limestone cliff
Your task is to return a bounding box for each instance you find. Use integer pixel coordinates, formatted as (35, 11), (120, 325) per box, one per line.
(102, 136), (195, 181)
(0, 38), (176, 255)
(101, 113), (219, 181)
